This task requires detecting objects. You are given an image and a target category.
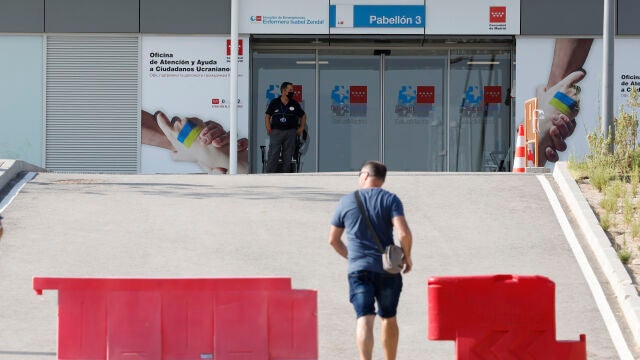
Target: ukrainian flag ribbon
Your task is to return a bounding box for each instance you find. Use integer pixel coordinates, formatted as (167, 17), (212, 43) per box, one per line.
(549, 91), (577, 116)
(177, 120), (203, 148)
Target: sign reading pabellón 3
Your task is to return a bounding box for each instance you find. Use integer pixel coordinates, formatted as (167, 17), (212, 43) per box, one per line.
(330, 0), (425, 34)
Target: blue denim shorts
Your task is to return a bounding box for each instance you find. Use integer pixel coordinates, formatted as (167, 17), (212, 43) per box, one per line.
(348, 270), (403, 319)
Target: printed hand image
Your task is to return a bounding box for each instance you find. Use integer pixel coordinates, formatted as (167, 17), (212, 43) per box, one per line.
(141, 110), (248, 174)
(536, 70), (585, 164)
(537, 38), (592, 165)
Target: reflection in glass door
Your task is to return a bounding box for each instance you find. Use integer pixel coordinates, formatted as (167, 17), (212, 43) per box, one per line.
(318, 52), (381, 172)
(383, 52), (447, 171)
(448, 50), (511, 172)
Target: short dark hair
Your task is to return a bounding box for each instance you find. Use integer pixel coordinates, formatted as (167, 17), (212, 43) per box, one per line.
(362, 161), (387, 181)
(280, 81), (293, 92)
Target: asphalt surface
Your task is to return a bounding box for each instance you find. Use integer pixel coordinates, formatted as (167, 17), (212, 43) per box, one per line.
(0, 171), (632, 359)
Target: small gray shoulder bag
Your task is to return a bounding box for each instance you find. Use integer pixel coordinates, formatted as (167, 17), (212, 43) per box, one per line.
(354, 191), (404, 274)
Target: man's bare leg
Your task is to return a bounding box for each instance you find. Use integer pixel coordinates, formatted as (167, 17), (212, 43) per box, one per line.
(381, 316), (399, 360)
(356, 315), (375, 360)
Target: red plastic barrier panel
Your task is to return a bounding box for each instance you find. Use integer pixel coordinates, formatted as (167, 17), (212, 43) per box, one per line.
(428, 274), (586, 360)
(33, 277), (317, 360)
(33, 277), (292, 294)
(267, 290), (317, 359)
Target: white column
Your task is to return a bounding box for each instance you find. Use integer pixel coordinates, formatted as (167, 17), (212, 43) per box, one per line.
(229, 0), (239, 173)
(601, 0), (615, 150)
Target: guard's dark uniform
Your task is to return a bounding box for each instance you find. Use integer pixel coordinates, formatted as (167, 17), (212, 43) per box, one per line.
(265, 98), (305, 173)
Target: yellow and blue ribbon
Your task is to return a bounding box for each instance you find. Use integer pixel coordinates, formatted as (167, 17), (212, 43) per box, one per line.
(549, 91), (577, 115)
(177, 120), (203, 148)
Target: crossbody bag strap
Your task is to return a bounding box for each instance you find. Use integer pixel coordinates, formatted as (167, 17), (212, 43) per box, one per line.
(354, 190), (384, 254)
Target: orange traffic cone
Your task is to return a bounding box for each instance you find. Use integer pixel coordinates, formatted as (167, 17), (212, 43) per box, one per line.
(513, 124), (526, 173)
(527, 146), (535, 167)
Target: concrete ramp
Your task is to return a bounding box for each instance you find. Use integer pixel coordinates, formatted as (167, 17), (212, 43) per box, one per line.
(0, 172), (627, 359)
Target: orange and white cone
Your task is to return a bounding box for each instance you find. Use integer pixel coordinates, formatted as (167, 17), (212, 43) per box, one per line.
(527, 145), (535, 168)
(512, 124), (526, 173)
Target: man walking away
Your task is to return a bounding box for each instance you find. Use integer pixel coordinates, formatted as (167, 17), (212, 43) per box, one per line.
(328, 161), (413, 360)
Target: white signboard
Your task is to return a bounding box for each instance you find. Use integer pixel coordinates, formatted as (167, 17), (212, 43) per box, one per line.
(426, 0), (519, 35)
(239, 0), (329, 34)
(617, 41), (640, 110)
(238, 0), (522, 36)
(141, 36), (250, 174)
(516, 38), (640, 164)
(330, 0), (425, 35)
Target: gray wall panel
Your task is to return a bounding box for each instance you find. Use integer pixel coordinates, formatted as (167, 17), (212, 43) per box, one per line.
(619, 0), (640, 35)
(0, 0), (44, 32)
(521, 0), (603, 36)
(45, 0), (139, 33)
(140, 0), (230, 34)
(46, 36), (139, 172)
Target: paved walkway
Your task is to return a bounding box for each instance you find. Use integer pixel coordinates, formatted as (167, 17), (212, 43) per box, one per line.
(0, 169), (634, 359)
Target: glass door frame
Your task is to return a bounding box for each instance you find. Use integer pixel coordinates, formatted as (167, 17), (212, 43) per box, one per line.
(447, 48), (514, 172)
(250, 42), (515, 173)
(381, 50), (451, 171)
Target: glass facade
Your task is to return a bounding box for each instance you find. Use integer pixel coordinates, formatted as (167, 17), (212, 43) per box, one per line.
(251, 46), (513, 172)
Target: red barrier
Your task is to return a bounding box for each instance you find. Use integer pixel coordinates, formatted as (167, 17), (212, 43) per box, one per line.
(428, 274), (586, 360)
(33, 277), (317, 360)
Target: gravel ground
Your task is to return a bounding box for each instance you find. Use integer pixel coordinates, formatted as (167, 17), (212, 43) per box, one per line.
(578, 179), (640, 293)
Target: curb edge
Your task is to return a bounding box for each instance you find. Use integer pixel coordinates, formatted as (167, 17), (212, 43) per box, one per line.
(553, 161), (640, 344)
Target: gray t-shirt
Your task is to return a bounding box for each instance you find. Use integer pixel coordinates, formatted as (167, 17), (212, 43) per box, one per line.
(331, 187), (404, 273)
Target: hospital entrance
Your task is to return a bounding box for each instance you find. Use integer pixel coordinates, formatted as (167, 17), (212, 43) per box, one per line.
(251, 42), (513, 173)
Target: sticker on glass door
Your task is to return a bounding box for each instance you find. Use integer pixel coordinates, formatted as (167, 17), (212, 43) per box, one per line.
(330, 85), (368, 120)
(395, 85), (434, 118)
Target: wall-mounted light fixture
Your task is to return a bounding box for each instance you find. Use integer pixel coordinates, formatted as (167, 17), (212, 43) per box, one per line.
(466, 61), (500, 65)
(295, 61), (329, 65)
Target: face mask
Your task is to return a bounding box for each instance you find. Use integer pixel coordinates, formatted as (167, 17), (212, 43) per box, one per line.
(286, 91), (294, 99)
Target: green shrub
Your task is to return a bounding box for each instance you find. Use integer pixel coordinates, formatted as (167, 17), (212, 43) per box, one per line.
(614, 100), (639, 174)
(630, 167), (640, 197)
(589, 167), (612, 192)
(568, 154), (589, 179)
(632, 220), (640, 239)
(600, 213), (611, 231)
(624, 197), (635, 226)
(599, 195), (618, 214)
(572, 88), (640, 267)
(608, 180), (626, 199)
(586, 125), (614, 172)
(618, 247), (632, 264)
